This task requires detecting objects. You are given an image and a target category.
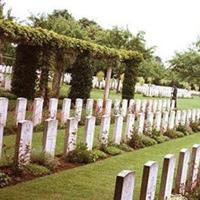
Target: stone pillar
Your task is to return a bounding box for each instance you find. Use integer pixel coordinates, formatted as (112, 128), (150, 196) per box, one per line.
(180, 110), (187, 126)
(95, 99), (103, 117)
(140, 161), (158, 200)
(63, 117), (78, 156)
(125, 114), (135, 141)
(187, 144), (200, 191)
(104, 99), (112, 116)
(175, 110), (181, 127)
(75, 98), (83, 122)
(103, 66), (112, 103)
(128, 99), (135, 114)
(0, 97), (8, 126)
(32, 97), (44, 126)
(43, 119), (58, 157)
(14, 120), (33, 168)
(84, 116), (96, 150)
(145, 112), (154, 134)
(99, 115), (111, 146)
(15, 98), (27, 125)
(61, 98), (71, 123)
(161, 111), (169, 133)
(86, 98), (94, 117)
(168, 111), (175, 130)
(121, 99), (128, 117)
(113, 115), (123, 145)
(137, 112), (145, 134)
(175, 148), (190, 194)
(49, 98), (58, 119)
(159, 154), (176, 200)
(155, 111), (162, 132)
(114, 170), (135, 200)
(114, 99), (121, 115)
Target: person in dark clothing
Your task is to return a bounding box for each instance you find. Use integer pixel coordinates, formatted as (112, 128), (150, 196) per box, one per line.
(172, 84), (177, 108)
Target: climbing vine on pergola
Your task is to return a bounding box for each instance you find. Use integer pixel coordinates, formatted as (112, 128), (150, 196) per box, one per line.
(0, 20), (143, 101)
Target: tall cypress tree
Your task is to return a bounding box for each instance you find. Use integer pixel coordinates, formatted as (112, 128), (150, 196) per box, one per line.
(12, 45), (39, 99)
(68, 50), (93, 102)
(122, 59), (139, 100)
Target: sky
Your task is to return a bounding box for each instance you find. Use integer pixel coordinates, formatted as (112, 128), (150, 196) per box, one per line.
(4, 0), (200, 62)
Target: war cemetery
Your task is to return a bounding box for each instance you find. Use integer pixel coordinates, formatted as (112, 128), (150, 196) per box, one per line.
(0, 1), (200, 199)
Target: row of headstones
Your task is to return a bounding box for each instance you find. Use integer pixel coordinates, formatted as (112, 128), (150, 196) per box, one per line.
(2, 106), (200, 169)
(0, 65), (13, 74)
(63, 73), (123, 91)
(135, 84), (192, 98)
(0, 97), (176, 127)
(134, 108), (200, 135)
(114, 144), (200, 200)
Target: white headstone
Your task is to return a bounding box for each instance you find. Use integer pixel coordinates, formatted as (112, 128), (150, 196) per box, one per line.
(96, 99), (103, 117)
(175, 110), (181, 127)
(121, 99), (128, 117)
(125, 114), (135, 141)
(75, 98), (83, 122)
(140, 161), (158, 200)
(161, 111), (169, 133)
(191, 109), (196, 123)
(99, 115), (111, 146)
(4, 76), (11, 91)
(155, 111), (162, 131)
(114, 99), (121, 115)
(32, 97), (44, 126)
(175, 148), (190, 194)
(168, 111), (175, 130)
(128, 99), (135, 114)
(145, 112), (154, 134)
(15, 120), (33, 168)
(0, 125), (3, 158)
(0, 97), (8, 126)
(135, 100), (141, 113)
(43, 119), (58, 157)
(64, 117), (78, 156)
(141, 100), (147, 113)
(181, 110), (187, 126)
(137, 112), (145, 134)
(49, 98), (58, 119)
(114, 170), (135, 200)
(86, 99), (94, 116)
(157, 99), (162, 111)
(113, 115), (123, 145)
(187, 144), (200, 191)
(162, 99), (167, 112)
(159, 154), (176, 200)
(104, 99), (112, 116)
(61, 98), (71, 123)
(152, 99), (158, 113)
(15, 98), (27, 125)
(84, 116), (96, 150)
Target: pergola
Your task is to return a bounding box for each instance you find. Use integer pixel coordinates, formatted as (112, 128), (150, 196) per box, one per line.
(0, 20), (143, 101)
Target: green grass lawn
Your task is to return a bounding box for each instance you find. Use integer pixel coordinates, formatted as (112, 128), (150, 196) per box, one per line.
(0, 133), (200, 200)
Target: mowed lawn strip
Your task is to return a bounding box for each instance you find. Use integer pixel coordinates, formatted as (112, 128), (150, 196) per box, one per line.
(0, 133), (200, 200)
